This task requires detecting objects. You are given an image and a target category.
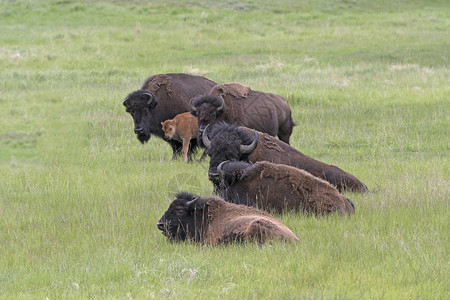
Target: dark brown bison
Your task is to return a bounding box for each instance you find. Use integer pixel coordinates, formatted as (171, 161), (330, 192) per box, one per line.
(190, 82), (295, 144)
(203, 122), (368, 193)
(123, 73), (216, 159)
(216, 160), (355, 215)
(157, 191), (299, 245)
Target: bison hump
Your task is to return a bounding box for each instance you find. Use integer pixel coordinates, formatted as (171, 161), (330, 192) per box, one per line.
(212, 82), (250, 99)
(142, 74), (173, 96)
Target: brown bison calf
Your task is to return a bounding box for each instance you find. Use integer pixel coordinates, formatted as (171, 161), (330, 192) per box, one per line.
(217, 161), (355, 215)
(157, 192), (299, 245)
(161, 112), (199, 162)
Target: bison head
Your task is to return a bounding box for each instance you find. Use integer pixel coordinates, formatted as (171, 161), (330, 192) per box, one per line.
(157, 192), (206, 242)
(202, 123), (258, 190)
(216, 160), (253, 199)
(217, 160), (252, 185)
(161, 119), (175, 140)
(190, 95), (225, 134)
(123, 90), (158, 144)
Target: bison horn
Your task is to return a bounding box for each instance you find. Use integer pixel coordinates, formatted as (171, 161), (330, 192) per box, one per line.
(142, 92), (157, 108)
(123, 96), (129, 107)
(186, 197), (199, 207)
(201, 124), (211, 149)
(217, 160), (229, 179)
(240, 130), (258, 154)
(216, 96), (225, 112)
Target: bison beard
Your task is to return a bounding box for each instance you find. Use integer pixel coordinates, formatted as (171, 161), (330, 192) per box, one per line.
(157, 192), (298, 245)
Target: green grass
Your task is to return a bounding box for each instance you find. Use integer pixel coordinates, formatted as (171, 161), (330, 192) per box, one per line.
(0, 0), (449, 298)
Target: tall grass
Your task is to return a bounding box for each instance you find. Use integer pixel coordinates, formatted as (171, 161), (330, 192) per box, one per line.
(0, 0), (448, 298)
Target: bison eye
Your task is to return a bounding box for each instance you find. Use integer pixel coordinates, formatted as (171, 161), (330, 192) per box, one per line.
(175, 209), (185, 215)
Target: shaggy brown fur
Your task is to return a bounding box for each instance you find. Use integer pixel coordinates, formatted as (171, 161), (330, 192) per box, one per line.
(191, 82), (295, 144)
(218, 161), (355, 215)
(245, 129), (367, 192)
(161, 112), (199, 163)
(209, 83), (294, 143)
(209, 82), (251, 99)
(205, 196), (299, 244)
(142, 73), (174, 97)
(157, 192), (298, 245)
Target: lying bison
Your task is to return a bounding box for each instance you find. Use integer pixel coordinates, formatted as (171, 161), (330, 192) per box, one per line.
(216, 160), (355, 215)
(157, 192), (299, 245)
(203, 122), (368, 193)
(123, 73), (216, 159)
(190, 82), (295, 144)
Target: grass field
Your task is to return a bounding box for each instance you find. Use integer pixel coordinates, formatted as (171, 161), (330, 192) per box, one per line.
(0, 0), (449, 298)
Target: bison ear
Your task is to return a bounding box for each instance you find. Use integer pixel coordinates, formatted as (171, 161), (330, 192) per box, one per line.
(216, 96), (225, 113)
(142, 92), (157, 109)
(217, 87), (225, 96)
(189, 98), (197, 116)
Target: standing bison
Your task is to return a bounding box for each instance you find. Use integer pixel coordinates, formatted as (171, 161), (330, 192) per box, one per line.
(190, 82), (295, 144)
(216, 160), (355, 215)
(157, 192), (299, 245)
(203, 122), (368, 193)
(123, 73), (217, 159)
(161, 112), (199, 163)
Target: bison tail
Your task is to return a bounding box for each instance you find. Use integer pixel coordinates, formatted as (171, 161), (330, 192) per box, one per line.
(345, 198), (355, 209)
(278, 115), (296, 145)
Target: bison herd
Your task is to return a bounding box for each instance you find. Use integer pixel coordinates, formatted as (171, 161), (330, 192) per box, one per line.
(124, 73), (368, 245)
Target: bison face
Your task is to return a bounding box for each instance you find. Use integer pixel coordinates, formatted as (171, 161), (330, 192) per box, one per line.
(123, 90), (158, 144)
(216, 160), (252, 198)
(217, 161), (251, 187)
(157, 192), (202, 242)
(190, 95), (225, 134)
(202, 124), (258, 190)
(194, 103), (224, 132)
(161, 120), (175, 140)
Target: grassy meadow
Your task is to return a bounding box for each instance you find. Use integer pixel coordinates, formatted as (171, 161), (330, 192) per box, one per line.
(0, 0), (449, 298)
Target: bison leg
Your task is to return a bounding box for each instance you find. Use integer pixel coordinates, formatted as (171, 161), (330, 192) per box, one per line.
(187, 139), (200, 161)
(169, 140), (183, 160)
(198, 149), (208, 161)
(182, 137), (190, 163)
